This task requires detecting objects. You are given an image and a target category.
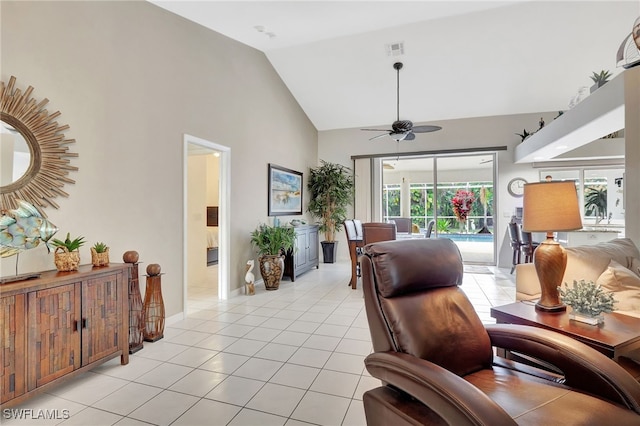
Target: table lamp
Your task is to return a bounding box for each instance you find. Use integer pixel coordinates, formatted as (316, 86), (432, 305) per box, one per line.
(522, 181), (582, 312)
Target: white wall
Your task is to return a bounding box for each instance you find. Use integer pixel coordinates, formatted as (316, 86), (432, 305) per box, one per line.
(625, 67), (640, 246)
(0, 1), (318, 317)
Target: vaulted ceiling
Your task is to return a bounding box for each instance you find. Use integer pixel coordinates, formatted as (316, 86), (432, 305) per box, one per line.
(150, 1), (637, 133)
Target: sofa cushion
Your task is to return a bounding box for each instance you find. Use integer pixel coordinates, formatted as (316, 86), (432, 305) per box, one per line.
(563, 238), (640, 284)
(596, 259), (640, 312)
(627, 256), (640, 277)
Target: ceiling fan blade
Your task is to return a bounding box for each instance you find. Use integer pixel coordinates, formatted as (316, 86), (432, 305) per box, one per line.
(411, 125), (442, 133)
(361, 128), (393, 132)
(368, 133), (390, 141)
(403, 132), (416, 141)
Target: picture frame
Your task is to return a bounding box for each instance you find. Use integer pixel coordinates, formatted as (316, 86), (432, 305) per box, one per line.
(268, 163), (303, 216)
(206, 206), (218, 227)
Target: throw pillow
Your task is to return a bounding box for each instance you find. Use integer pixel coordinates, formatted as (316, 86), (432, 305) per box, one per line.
(596, 259), (640, 312)
(626, 256), (640, 278)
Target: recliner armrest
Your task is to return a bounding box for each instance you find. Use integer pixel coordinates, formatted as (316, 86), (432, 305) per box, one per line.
(365, 352), (517, 426)
(486, 323), (640, 412)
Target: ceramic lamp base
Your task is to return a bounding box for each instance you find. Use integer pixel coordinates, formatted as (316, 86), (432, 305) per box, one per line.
(534, 236), (567, 312)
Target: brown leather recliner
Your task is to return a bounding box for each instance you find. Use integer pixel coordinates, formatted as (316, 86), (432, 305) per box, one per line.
(361, 238), (640, 425)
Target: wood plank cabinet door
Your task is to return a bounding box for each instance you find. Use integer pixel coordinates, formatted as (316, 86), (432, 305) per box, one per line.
(82, 273), (123, 365)
(27, 283), (81, 390)
(1, 294), (26, 403)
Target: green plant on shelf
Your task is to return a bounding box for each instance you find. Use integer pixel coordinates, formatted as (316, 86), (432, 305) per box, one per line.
(590, 70), (612, 88)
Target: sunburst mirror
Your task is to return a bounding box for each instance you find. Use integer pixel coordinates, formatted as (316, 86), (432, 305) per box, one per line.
(1, 76), (77, 217)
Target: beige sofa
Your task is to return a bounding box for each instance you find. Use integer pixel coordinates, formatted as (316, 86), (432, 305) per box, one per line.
(515, 238), (640, 318)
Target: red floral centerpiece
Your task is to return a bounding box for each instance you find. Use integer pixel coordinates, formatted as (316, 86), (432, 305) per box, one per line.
(451, 189), (475, 229)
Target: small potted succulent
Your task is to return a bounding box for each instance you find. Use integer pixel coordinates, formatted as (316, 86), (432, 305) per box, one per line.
(91, 241), (110, 267)
(51, 232), (85, 271)
(589, 70), (612, 93)
(558, 280), (617, 325)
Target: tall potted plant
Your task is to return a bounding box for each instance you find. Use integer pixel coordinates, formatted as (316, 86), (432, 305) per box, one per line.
(250, 224), (296, 290)
(307, 160), (354, 263)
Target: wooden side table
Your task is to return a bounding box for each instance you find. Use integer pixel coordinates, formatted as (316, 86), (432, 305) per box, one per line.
(490, 301), (640, 360)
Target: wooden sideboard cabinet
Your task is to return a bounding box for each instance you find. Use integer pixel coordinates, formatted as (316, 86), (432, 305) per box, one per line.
(1, 264), (130, 406)
(284, 225), (319, 282)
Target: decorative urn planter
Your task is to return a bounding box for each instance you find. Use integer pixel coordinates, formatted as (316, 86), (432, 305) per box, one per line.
(258, 255), (285, 290)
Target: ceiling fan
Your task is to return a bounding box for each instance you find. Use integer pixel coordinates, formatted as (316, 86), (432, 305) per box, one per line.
(361, 62), (442, 141)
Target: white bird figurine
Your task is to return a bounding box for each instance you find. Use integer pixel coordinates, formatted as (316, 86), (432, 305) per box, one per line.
(245, 260), (255, 295)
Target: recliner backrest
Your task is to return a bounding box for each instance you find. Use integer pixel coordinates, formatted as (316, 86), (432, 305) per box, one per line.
(362, 238), (493, 376)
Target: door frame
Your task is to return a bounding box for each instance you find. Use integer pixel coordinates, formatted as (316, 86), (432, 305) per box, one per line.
(183, 134), (231, 310)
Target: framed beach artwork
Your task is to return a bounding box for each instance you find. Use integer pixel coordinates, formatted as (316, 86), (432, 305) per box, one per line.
(268, 164), (303, 216)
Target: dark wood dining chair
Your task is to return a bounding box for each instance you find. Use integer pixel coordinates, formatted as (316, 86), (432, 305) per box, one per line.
(363, 222), (397, 245)
(508, 221), (523, 274)
(424, 219), (435, 238)
(519, 228), (539, 264)
(391, 218), (412, 234)
(344, 219), (364, 289)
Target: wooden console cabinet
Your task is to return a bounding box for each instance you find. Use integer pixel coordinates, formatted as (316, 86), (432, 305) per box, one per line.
(284, 225), (319, 282)
(1, 264), (130, 407)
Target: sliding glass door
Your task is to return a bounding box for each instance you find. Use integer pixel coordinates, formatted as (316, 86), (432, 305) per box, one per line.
(382, 153), (495, 264)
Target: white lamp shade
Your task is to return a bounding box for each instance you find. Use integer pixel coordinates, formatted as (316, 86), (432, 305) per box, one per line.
(522, 181), (582, 232)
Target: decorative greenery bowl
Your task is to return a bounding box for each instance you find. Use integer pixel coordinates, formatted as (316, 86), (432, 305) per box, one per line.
(558, 280), (617, 324)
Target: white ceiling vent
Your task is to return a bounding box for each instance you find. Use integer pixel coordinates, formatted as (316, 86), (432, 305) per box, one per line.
(385, 42), (404, 56)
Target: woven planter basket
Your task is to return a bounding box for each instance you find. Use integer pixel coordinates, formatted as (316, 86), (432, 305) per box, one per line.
(91, 247), (110, 267)
(54, 247), (80, 271)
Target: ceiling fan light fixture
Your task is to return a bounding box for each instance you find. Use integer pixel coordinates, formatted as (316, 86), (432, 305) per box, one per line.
(360, 61), (442, 141)
(390, 132), (408, 142)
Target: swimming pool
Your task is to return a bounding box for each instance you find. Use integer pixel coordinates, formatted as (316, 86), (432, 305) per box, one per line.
(441, 233), (494, 242)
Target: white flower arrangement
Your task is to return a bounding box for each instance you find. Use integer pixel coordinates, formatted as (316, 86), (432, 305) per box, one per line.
(558, 280), (617, 317)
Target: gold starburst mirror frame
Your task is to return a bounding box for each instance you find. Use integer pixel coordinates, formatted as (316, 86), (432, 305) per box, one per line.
(1, 76), (77, 217)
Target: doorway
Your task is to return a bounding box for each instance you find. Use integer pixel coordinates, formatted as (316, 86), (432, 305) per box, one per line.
(183, 134), (230, 316)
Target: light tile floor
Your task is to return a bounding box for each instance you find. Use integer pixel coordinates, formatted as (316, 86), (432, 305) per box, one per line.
(4, 261), (515, 426)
